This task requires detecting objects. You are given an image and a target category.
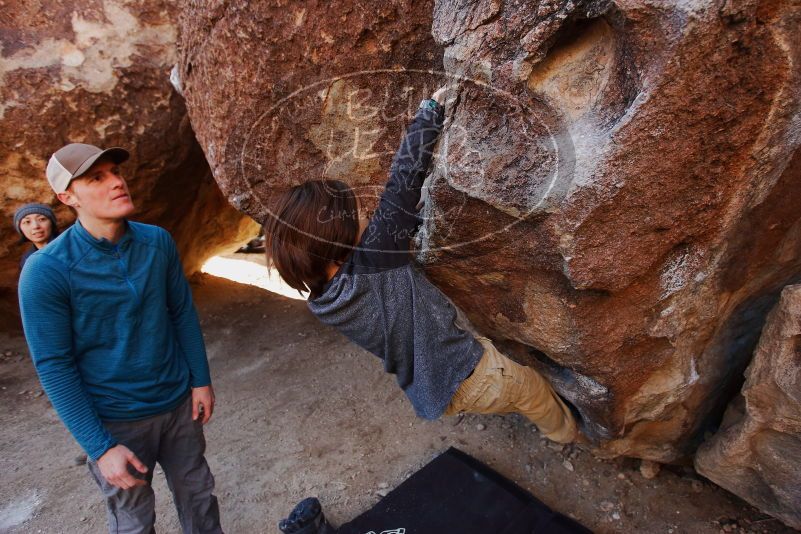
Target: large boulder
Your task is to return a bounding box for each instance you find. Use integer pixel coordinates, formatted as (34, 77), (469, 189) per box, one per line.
(695, 284), (801, 530)
(419, 0), (801, 461)
(0, 0), (258, 331)
(177, 0), (801, 462)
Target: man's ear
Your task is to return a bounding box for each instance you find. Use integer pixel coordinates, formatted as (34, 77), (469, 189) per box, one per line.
(57, 189), (79, 208)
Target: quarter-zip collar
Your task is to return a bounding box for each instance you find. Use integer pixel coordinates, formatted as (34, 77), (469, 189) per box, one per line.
(74, 219), (134, 252)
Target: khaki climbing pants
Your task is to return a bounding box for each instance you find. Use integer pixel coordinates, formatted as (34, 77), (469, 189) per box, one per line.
(445, 337), (578, 443)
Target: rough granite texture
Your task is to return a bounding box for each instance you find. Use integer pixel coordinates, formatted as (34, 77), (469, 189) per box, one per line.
(175, 0), (445, 219)
(178, 0), (801, 468)
(419, 0), (801, 465)
(0, 0), (258, 330)
(695, 284), (801, 530)
(1, 0), (798, 527)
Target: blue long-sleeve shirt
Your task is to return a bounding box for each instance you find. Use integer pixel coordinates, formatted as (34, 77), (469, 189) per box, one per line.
(18, 220), (211, 460)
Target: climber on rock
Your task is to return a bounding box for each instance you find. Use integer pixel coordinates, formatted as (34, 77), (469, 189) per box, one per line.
(264, 86), (581, 444)
(18, 143), (223, 534)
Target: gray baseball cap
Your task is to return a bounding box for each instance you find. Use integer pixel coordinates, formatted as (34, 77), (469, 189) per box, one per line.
(46, 143), (129, 193)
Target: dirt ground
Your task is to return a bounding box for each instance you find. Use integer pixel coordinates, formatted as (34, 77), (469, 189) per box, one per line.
(0, 254), (797, 534)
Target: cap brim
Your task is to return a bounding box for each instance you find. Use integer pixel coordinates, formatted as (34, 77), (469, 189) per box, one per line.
(71, 147), (130, 181)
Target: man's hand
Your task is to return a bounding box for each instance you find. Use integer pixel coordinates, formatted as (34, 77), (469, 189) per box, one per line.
(97, 444), (148, 490)
(192, 385), (215, 424)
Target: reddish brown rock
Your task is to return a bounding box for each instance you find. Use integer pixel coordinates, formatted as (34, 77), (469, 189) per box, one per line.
(0, 0), (257, 331)
(177, 0), (801, 462)
(420, 0), (801, 461)
(174, 0), (444, 219)
(695, 284), (801, 530)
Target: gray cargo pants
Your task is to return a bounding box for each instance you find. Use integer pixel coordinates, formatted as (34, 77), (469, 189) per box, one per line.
(88, 395), (222, 534)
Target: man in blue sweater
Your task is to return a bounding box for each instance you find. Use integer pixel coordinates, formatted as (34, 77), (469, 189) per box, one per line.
(19, 143), (223, 533)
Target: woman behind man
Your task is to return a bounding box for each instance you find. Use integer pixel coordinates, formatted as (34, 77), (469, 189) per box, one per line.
(13, 203), (59, 268)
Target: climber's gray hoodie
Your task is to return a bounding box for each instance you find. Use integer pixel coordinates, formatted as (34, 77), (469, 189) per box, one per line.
(307, 103), (484, 420)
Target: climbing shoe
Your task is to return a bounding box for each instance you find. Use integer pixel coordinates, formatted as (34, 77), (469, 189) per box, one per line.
(278, 496), (335, 534)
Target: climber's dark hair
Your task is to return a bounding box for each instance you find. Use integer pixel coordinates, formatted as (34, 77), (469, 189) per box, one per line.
(264, 180), (359, 299)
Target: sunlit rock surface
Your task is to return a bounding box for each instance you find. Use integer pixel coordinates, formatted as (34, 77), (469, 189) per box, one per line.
(178, 0), (801, 465)
(0, 0), (257, 330)
(421, 0), (801, 462)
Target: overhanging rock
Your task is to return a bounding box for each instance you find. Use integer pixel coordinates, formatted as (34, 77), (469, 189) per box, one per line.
(177, 0), (801, 462)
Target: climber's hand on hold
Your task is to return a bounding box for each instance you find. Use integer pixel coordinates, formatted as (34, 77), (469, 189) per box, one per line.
(432, 84), (458, 108)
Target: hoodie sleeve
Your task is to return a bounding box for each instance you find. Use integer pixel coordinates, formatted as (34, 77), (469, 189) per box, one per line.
(356, 101), (445, 269)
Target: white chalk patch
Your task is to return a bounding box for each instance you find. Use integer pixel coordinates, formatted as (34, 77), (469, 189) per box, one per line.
(61, 47), (85, 67)
(170, 64), (183, 96)
(688, 357), (699, 385)
(660, 248), (702, 299)
(0, 490), (42, 530)
(575, 373), (608, 398)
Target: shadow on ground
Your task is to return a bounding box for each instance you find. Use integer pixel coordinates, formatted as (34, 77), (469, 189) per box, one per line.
(0, 257), (795, 533)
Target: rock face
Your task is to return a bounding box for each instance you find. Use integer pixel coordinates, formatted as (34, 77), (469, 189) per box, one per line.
(174, 0), (444, 219)
(423, 0), (801, 461)
(178, 0), (801, 462)
(695, 284), (801, 530)
(0, 0), (258, 331)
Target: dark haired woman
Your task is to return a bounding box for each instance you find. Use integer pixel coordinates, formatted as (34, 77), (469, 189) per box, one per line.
(13, 203), (59, 269)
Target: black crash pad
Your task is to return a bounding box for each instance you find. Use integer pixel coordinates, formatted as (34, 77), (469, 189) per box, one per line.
(336, 447), (592, 534)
